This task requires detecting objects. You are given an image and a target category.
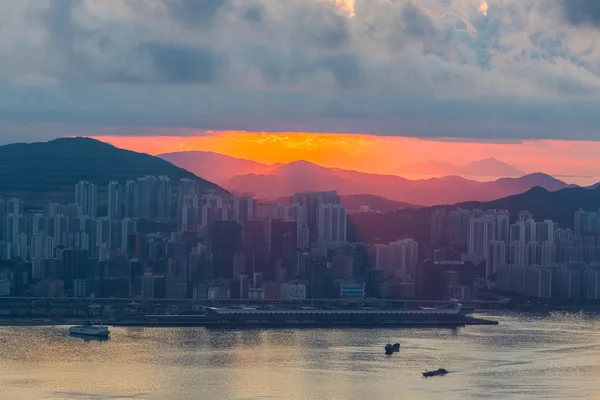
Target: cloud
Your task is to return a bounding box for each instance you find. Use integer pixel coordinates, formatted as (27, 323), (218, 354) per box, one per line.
(1, 0), (600, 142)
(165, 0), (229, 29)
(560, 0), (600, 26)
(140, 43), (227, 84)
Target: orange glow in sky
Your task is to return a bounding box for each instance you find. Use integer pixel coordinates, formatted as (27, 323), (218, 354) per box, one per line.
(93, 131), (600, 185)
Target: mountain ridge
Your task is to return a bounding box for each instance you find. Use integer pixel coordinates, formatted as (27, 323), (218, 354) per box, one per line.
(0, 137), (224, 206)
(158, 150), (570, 206)
(224, 161), (568, 206)
(393, 157), (525, 177)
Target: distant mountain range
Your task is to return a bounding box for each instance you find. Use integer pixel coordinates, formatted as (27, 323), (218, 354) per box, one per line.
(393, 157), (525, 178)
(159, 151), (570, 206)
(0, 138), (224, 206)
(158, 151), (271, 183)
(224, 163), (568, 206)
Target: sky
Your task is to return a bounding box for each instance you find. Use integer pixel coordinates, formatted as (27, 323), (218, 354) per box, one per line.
(3, 0), (600, 183)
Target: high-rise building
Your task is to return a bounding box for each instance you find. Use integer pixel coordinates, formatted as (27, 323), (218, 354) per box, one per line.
(121, 218), (137, 252)
(157, 176), (171, 219)
(486, 241), (506, 279)
(374, 239), (418, 279)
(107, 181), (121, 219)
(468, 216), (495, 260)
(446, 208), (472, 247)
(430, 209), (447, 246)
(124, 180), (136, 218)
(291, 191), (340, 234)
(210, 221), (243, 279)
(541, 241), (556, 265)
(75, 181), (97, 218)
(518, 210), (534, 223)
(6, 198), (23, 215)
(316, 203), (347, 246)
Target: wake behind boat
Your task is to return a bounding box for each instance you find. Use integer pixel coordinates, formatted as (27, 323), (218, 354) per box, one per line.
(69, 321), (110, 338)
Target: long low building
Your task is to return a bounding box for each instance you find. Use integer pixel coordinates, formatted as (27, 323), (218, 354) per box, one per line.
(196, 303), (496, 327)
(111, 303), (498, 327)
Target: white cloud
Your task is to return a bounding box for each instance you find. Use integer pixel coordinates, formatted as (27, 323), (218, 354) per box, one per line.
(0, 0), (599, 142)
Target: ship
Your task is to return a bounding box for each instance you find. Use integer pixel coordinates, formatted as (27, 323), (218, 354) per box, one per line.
(69, 321), (110, 337)
(423, 368), (448, 377)
(385, 343), (400, 355)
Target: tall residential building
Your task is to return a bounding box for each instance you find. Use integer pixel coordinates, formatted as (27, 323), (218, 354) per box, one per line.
(121, 218), (137, 252)
(107, 181), (121, 219)
(316, 203), (347, 246)
(157, 176), (171, 219)
(124, 180), (136, 218)
(6, 198), (24, 215)
(374, 239), (418, 279)
(291, 191), (340, 234)
(446, 208), (472, 247)
(430, 208), (447, 246)
(486, 241), (506, 279)
(468, 216), (495, 260)
(124, 176), (172, 219)
(74, 181), (97, 218)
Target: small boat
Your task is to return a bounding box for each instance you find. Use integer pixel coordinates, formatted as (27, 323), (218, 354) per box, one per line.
(422, 368), (448, 377)
(69, 321), (110, 338)
(384, 343), (401, 355)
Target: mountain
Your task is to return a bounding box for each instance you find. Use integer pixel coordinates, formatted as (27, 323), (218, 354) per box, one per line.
(158, 151), (270, 183)
(394, 157), (525, 178)
(456, 185), (600, 228)
(0, 137), (224, 206)
(224, 160), (570, 206)
(460, 157), (525, 177)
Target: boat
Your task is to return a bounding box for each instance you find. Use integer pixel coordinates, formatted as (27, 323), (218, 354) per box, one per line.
(69, 321), (110, 337)
(385, 343), (400, 355)
(422, 368), (448, 377)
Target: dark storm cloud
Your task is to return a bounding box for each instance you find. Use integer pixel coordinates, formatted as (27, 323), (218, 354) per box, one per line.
(41, 0), (85, 73)
(7, 0), (600, 142)
(401, 2), (438, 38)
(140, 43), (226, 84)
(166, 0), (229, 29)
(561, 0), (600, 26)
(320, 54), (366, 89)
(242, 5), (264, 23)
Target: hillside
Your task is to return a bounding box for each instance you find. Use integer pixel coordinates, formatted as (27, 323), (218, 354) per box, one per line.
(348, 186), (600, 245)
(456, 186), (600, 227)
(0, 137), (224, 206)
(158, 151), (270, 183)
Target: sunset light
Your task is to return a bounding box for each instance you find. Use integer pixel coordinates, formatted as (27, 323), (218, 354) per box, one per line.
(479, 1), (489, 16)
(334, 0), (356, 17)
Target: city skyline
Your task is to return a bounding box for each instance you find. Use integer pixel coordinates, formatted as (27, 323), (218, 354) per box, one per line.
(4, 1), (600, 398)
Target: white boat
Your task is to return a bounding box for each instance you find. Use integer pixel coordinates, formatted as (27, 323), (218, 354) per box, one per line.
(69, 321), (110, 337)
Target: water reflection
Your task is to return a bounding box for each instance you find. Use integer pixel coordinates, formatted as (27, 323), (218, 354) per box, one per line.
(69, 333), (111, 342)
(0, 312), (599, 399)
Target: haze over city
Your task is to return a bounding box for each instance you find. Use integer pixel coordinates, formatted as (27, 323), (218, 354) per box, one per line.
(3, 1), (600, 399)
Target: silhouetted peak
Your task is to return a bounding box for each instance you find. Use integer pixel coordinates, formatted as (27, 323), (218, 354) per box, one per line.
(527, 185), (550, 194)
